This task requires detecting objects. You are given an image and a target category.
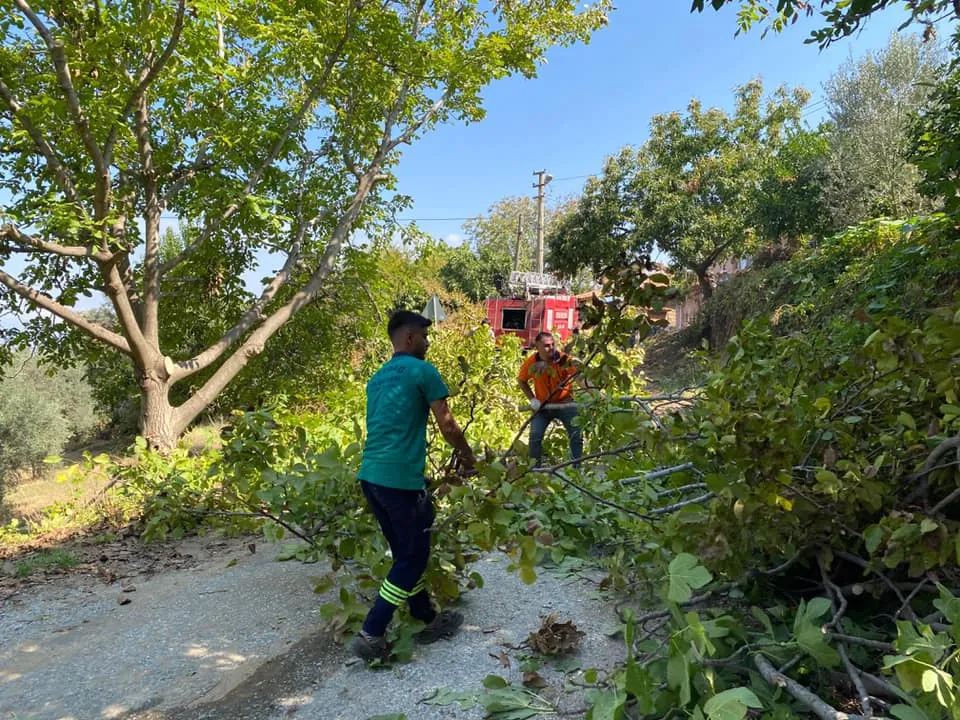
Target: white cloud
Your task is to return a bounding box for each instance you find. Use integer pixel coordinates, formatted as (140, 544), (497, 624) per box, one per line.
(443, 233), (464, 246)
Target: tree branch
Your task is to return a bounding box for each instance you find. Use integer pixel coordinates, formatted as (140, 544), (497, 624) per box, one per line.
(14, 0), (108, 181)
(0, 77), (80, 203)
(1, 224), (112, 261)
(754, 654), (872, 720)
(0, 268), (131, 354)
(103, 0), (186, 166)
(550, 469), (655, 521)
(158, 13), (354, 277)
(169, 167), (379, 435)
(170, 193), (331, 381)
(134, 93), (162, 345)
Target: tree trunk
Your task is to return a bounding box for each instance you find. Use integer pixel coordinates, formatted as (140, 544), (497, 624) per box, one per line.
(696, 268), (715, 346)
(140, 363), (178, 452)
(696, 269), (713, 302)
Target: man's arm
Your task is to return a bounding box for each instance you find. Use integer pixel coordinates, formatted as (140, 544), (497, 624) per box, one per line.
(430, 398), (476, 470)
(518, 377), (536, 402)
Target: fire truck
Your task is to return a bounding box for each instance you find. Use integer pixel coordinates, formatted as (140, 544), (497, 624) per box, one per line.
(484, 271), (579, 348)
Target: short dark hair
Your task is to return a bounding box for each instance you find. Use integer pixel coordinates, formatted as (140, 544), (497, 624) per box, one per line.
(534, 331), (554, 344)
(388, 310), (431, 340)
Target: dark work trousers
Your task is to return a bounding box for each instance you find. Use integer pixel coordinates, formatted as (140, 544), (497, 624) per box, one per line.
(360, 480), (437, 637)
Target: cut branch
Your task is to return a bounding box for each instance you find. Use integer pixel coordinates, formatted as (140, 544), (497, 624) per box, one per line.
(550, 469), (655, 521)
(754, 653), (872, 720)
(0, 268), (131, 354)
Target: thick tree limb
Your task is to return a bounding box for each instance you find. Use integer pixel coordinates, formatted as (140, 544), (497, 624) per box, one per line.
(0, 268), (131, 354)
(134, 93), (161, 345)
(0, 77), (80, 203)
(168, 164), (380, 434)
(754, 654), (876, 720)
(103, 0), (187, 165)
(1, 224), (112, 261)
(170, 206), (331, 382)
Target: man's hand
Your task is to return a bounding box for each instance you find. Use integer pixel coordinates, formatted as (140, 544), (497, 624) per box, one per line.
(529, 398), (542, 412)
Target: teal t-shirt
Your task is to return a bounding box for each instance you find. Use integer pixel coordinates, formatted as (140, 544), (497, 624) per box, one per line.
(358, 353), (450, 490)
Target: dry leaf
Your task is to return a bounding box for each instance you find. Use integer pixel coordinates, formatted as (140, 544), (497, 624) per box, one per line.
(522, 671), (549, 689)
(528, 612), (584, 655)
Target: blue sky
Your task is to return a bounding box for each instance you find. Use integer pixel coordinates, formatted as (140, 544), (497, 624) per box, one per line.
(0, 2), (923, 322)
(391, 1), (917, 245)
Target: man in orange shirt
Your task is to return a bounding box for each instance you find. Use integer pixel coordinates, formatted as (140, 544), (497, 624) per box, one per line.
(517, 331), (583, 468)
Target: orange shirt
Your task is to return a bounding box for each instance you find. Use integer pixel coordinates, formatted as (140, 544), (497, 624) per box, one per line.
(519, 352), (577, 403)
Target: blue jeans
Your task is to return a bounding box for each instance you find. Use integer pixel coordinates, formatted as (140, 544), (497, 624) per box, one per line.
(529, 405), (583, 467)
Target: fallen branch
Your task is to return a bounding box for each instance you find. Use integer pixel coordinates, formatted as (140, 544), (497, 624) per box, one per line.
(838, 643), (873, 719)
(551, 470), (654, 521)
(619, 463), (701, 485)
(647, 493), (715, 516)
(522, 440), (645, 478)
(836, 551), (917, 621)
(753, 654), (878, 720)
(826, 633), (895, 652)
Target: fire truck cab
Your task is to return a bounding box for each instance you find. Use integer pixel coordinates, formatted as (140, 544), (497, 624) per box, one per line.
(484, 271), (579, 349)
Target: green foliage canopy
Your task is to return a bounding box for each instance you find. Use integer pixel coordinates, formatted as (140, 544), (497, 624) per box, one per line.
(0, 0), (611, 448)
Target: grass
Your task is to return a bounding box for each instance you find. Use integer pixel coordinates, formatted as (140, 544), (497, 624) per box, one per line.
(14, 548), (80, 577)
(4, 467), (111, 525)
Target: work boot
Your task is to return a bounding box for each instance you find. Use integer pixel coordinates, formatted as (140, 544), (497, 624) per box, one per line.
(348, 631), (389, 664)
(414, 609), (464, 644)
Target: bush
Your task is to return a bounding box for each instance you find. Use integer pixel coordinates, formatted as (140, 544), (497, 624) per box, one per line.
(0, 352), (101, 502)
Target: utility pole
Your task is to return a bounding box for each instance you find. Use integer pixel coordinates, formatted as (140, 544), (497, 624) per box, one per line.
(532, 169), (552, 274)
(512, 213), (523, 272)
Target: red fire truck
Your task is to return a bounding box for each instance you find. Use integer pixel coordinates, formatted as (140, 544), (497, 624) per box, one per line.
(484, 272), (579, 348)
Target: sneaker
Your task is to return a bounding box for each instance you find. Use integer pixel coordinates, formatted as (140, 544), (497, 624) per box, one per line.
(414, 609), (464, 644)
(348, 631), (389, 663)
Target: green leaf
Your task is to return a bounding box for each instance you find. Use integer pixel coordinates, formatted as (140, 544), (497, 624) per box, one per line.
(420, 688), (479, 709)
(586, 688), (626, 720)
(668, 553), (713, 603)
(703, 687), (764, 720)
(890, 704), (931, 720)
(793, 598), (840, 667)
(864, 525), (884, 554)
(898, 412), (917, 430)
(483, 674), (509, 689)
(519, 565), (537, 585)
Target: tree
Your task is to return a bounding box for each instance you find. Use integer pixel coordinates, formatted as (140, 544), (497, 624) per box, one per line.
(548, 149), (641, 281)
(550, 81), (810, 302)
(0, 0), (611, 450)
(440, 195), (576, 301)
(753, 127), (833, 244)
(693, 0), (960, 48)
(912, 28), (960, 218)
(0, 350), (99, 494)
(823, 33), (945, 227)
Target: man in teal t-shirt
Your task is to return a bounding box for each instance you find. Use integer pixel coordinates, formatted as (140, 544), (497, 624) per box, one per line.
(349, 310), (476, 664)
